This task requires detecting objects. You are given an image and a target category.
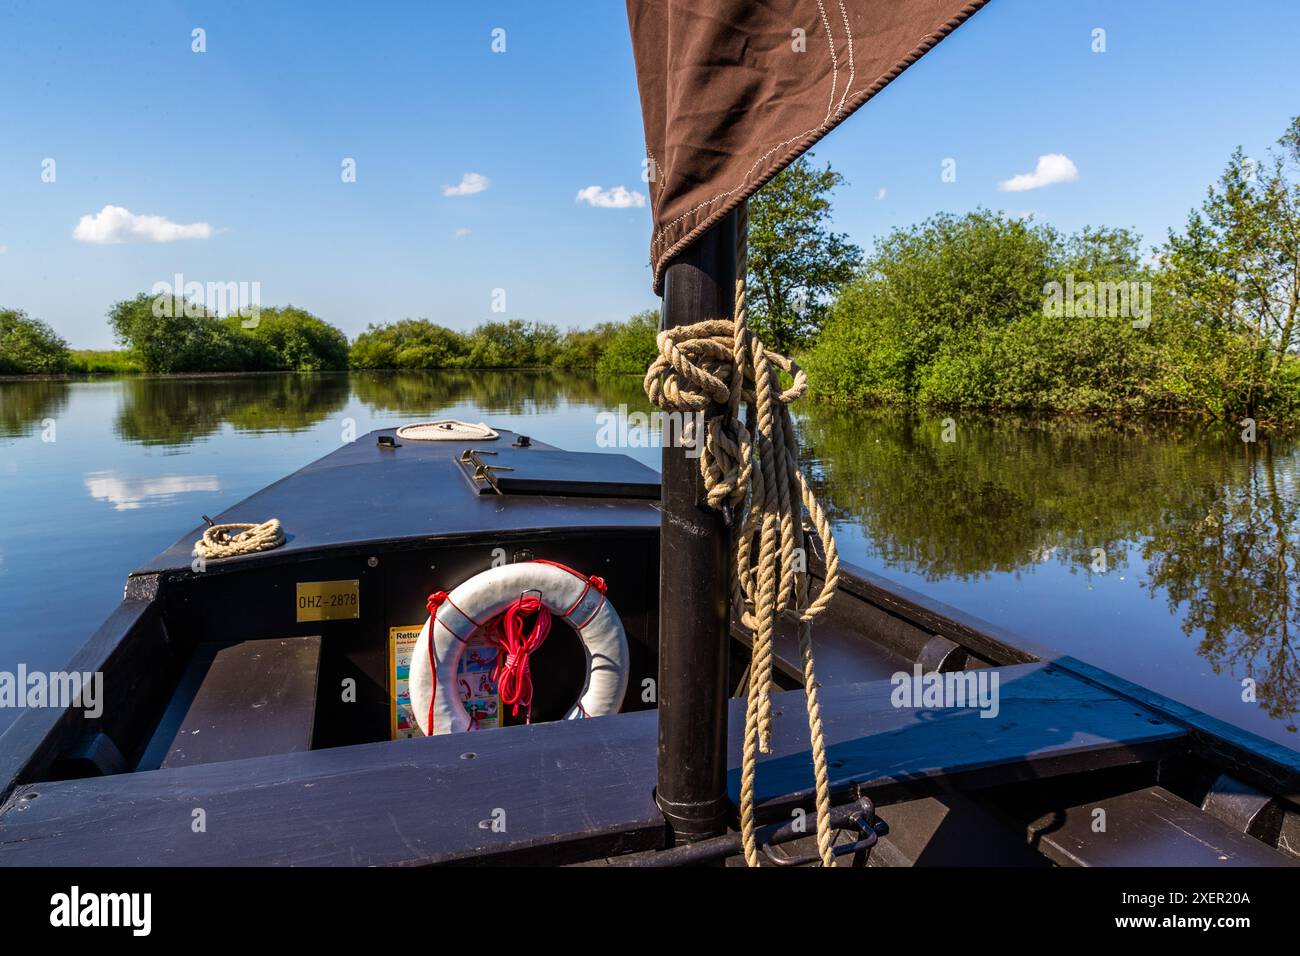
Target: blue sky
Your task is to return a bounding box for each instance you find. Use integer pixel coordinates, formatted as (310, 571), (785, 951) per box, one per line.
(1, 0), (1297, 348)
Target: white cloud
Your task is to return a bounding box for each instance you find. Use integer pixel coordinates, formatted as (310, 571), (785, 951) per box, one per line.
(454, 227), (472, 238)
(998, 154), (1079, 192)
(73, 205), (213, 244)
(84, 472), (220, 511)
(443, 173), (489, 197)
(575, 185), (646, 209)
(0, 245), (7, 254)
(876, 188), (887, 201)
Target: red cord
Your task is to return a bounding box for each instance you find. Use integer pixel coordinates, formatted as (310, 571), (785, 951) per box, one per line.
(424, 593), (449, 733)
(488, 594), (551, 721)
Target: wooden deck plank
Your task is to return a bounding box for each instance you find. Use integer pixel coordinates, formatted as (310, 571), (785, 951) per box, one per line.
(0, 710), (666, 867)
(1051, 655), (1300, 804)
(728, 661), (1187, 816)
(0, 663), (1185, 866)
(1026, 786), (1295, 867)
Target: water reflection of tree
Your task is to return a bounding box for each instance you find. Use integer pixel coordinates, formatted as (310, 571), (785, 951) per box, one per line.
(1144, 438), (1300, 730)
(351, 369), (656, 418)
(797, 405), (1223, 580)
(800, 402), (1300, 732)
(115, 374), (349, 446)
(0, 380), (70, 438)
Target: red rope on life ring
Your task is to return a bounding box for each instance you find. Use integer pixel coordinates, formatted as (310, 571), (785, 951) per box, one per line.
(487, 594), (551, 721)
(425, 592), (449, 733)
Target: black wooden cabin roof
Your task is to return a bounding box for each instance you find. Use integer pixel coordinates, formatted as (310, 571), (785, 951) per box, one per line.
(136, 428), (661, 574)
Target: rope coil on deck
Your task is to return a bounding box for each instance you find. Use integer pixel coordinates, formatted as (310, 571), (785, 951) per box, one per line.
(193, 519), (286, 560)
(644, 205), (840, 867)
(396, 420), (499, 442)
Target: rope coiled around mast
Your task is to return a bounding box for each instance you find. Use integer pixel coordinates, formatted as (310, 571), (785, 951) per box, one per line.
(643, 206), (840, 867)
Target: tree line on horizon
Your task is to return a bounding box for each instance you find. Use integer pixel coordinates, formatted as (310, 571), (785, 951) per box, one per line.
(0, 299), (659, 378)
(4, 116), (1298, 420)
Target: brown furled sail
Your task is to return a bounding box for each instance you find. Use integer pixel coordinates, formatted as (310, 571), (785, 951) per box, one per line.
(626, 0), (991, 292)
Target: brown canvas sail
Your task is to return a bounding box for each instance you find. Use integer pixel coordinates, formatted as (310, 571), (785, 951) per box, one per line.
(626, 0), (991, 292)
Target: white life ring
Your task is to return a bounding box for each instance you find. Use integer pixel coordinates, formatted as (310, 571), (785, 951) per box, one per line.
(410, 561), (629, 735)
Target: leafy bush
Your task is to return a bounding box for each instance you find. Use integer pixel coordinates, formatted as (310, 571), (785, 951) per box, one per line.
(464, 320), (561, 368)
(109, 293), (256, 373)
(805, 117), (1300, 420)
(804, 211), (1175, 415)
(235, 306), (349, 371)
(595, 310), (659, 376)
(349, 319), (470, 370)
(349, 315), (655, 372)
(108, 293), (348, 373)
(555, 322), (622, 370)
(0, 309), (71, 374)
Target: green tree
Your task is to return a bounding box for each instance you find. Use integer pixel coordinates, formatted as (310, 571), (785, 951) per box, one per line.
(108, 293), (253, 373)
(1161, 116), (1300, 416)
(804, 210), (1165, 414)
(0, 308), (71, 374)
(464, 320), (561, 368)
(746, 156), (862, 352)
(595, 310), (659, 376)
(233, 306), (349, 371)
(349, 319), (470, 370)
(555, 322), (622, 370)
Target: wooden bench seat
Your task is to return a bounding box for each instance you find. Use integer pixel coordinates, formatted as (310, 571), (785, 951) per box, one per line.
(1025, 785), (1295, 867)
(138, 637), (322, 770)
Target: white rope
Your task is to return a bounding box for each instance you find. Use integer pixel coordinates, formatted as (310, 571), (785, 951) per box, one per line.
(193, 519), (286, 559)
(395, 420), (499, 442)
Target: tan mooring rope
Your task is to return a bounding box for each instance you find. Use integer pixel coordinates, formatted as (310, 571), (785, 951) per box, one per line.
(193, 519), (286, 560)
(643, 205), (840, 867)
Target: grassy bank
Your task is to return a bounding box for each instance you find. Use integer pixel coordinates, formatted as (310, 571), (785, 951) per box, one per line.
(67, 350), (142, 374)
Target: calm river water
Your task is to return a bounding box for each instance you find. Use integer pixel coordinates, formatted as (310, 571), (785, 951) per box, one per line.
(1, 371), (1296, 751)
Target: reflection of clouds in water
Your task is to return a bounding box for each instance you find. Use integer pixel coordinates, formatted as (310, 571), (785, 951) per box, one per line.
(84, 471), (220, 511)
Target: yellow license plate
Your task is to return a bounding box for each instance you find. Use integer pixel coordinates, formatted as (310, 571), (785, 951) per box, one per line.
(296, 580), (360, 622)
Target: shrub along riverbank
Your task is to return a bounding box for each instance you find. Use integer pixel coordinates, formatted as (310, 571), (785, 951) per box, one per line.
(803, 119), (1300, 421)
(347, 310), (659, 374)
(1, 309), (72, 374)
(0, 296), (660, 378)
(801, 209), (1300, 420)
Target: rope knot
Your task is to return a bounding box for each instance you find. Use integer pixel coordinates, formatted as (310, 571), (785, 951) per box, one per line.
(426, 591), (449, 616)
(642, 210), (839, 867)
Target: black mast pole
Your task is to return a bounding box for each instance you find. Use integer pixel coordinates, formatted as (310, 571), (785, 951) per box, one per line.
(655, 207), (737, 845)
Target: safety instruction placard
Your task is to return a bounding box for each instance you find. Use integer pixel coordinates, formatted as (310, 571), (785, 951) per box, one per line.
(458, 630), (501, 731)
(389, 625), (422, 739)
(296, 579), (360, 622)
(389, 624), (502, 740)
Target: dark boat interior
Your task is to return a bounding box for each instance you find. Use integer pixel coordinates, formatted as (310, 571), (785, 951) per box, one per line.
(1, 428), (1297, 867)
